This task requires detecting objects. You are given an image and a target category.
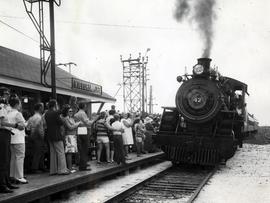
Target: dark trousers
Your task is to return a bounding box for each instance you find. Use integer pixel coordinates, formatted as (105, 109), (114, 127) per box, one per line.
(0, 129), (11, 186)
(113, 134), (126, 164)
(77, 134), (89, 169)
(135, 137), (143, 155)
(31, 138), (46, 171)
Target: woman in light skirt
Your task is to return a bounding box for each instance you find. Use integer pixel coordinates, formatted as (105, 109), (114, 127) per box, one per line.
(62, 105), (81, 173)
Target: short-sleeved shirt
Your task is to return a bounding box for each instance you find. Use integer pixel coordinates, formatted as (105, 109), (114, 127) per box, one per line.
(0, 103), (10, 130)
(96, 119), (108, 137)
(134, 123), (145, 138)
(27, 113), (44, 139)
(112, 121), (124, 136)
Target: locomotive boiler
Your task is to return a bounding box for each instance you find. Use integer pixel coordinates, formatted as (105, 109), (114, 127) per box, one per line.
(154, 58), (251, 165)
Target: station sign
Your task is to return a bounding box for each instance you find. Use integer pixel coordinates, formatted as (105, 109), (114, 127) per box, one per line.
(71, 78), (102, 96)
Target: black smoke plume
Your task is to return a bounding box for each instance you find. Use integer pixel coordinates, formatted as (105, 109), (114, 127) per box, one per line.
(174, 0), (216, 57)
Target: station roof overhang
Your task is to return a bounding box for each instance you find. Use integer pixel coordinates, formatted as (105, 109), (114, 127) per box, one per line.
(0, 46), (116, 103)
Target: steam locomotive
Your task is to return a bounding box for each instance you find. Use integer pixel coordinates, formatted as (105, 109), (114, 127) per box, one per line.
(154, 58), (257, 165)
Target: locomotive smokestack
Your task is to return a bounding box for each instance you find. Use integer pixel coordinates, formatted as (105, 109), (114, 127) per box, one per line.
(197, 58), (211, 71)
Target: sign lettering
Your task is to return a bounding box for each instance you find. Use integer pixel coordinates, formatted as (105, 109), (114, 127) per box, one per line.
(71, 78), (102, 95)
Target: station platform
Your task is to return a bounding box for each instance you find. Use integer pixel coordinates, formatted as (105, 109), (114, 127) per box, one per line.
(0, 151), (164, 203)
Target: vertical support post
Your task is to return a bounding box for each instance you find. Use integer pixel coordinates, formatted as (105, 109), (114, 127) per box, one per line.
(97, 102), (105, 114)
(145, 63), (147, 113)
(49, 0), (56, 99)
(149, 85), (152, 114)
(142, 58), (145, 114)
(39, 1), (44, 86)
(87, 102), (92, 118)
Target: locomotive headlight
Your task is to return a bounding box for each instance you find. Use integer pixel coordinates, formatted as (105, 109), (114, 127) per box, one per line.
(193, 64), (204, 75)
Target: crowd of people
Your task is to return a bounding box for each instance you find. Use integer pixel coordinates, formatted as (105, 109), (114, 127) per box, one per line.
(0, 87), (160, 194)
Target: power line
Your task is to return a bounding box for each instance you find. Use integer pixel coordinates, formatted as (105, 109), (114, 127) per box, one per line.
(0, 14), (180, 30)
(0, 18), (67, 59)
(0, 19), (39, 43)
(0, 15), (25, 19)
(58, 20), (180, 30)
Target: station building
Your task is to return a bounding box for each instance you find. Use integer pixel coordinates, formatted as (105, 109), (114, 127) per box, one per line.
(0, 46), (115, 118)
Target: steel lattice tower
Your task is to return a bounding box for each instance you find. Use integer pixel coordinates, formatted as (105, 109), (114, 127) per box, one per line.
(23, 0), (61, 99)
(120, 53), (148, 113)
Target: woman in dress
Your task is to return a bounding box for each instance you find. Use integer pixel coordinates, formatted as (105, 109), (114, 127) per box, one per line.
(62, 105), (81, 172)
(121, 113), (134, 158)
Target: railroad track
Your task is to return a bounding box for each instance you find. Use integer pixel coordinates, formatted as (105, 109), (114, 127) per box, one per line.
(104, 165), (217, 203)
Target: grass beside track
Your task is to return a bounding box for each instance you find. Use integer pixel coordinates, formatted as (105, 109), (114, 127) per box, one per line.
(244, 126), (270, 145)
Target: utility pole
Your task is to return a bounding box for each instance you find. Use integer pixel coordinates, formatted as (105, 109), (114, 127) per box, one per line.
(142, 57), (145, 113)
(148, 85), (157, 114)
(141, 48), (151, 114)
(49, 0), (56, 99)
(149, 85), (153, 114)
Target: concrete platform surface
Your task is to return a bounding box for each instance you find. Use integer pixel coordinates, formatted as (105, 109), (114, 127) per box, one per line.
(0, 151), (164, 203)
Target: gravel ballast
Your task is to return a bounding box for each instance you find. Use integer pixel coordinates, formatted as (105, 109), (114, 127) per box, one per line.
(195, 144), (270, 203)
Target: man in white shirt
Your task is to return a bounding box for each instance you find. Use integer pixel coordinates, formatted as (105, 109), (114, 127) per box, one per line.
(74, 103), (95, 171)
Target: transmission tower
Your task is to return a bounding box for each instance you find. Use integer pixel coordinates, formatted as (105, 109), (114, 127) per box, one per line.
(120, 53), (148, 113)
(23, 0), (61, 99)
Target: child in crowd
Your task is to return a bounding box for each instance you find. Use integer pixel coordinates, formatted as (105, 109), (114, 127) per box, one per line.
(133, 118), (146, 157)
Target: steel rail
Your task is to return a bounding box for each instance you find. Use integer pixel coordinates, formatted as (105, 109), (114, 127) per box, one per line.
(187, 166), (218, 203)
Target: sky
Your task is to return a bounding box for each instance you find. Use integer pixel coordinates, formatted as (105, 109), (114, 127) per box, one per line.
(0, 0), (269, 125)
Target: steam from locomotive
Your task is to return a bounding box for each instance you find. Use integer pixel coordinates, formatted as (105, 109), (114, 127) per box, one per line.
(174, 0), (216, 57)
